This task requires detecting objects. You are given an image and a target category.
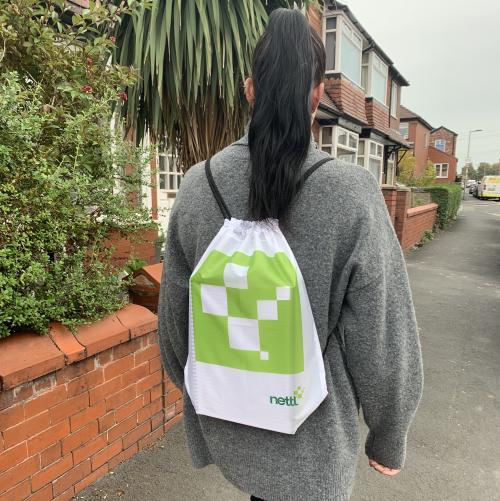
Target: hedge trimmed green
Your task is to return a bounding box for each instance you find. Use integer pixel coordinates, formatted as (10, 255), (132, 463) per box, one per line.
(424, 184), (462, 229)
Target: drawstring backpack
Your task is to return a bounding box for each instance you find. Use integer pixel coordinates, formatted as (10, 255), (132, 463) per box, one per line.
(184, 156), (330, 434)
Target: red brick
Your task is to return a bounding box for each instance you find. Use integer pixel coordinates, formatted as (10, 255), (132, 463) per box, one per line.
(165, 405), (175, 420)
(151, 410), (165, 431)
(50, 393), (89, 424)
(88, 376), (122, 405)
(114, 396), (143, 423)
(0, 478), (31, 501)
(0, 383), (33, 412)
(142, 389), (151, 405)
(164, 413), (183, 433)
(105, 385), (136, 412)
(145, 331), (158, 346)
(107, 414), (137, 444)
(108, 443), (137, 471)
(62, 421), (98, 455)
(70, 400), (106, 432)
(52, 485), (74, 501)
(121, 363), (149, 388)
(175, 399), (183, 414)
(104, 354), (134, 381)
(137, 371), (162, 395)
(28, 419), (69, 455)
(91, 439), (122, 471)
(138, 426), (164, 451)
(33, 374), (55, 394)
(122, 420), (151, 449)
(41, 442), (62, 468)
(74, 463), (108, 494)
(56, 358), (95, 385)
(96, 349), (113, 367)
(0, 442), (28, 473)
(72, 434), (107, 465)
(26, 484), (52, 501)
(149, 356), (161, 374)
(138, 399), (162, 424)
(113, 337), (143, 360)
(165, 388), (182, 406)
(25, 385), (67, 418)
(32, 455), (73, 492)
(48, 322), (86, 364)
(135, 345), (160, 366)
(53, 458), (91, 496)
(0, 456), (39, 495)
(3, 411), (50, 448)
(98, 412), (115, 434)
(67, 369), (104, 398)
(115, 303), (158, 339)
(150, 383), (162, 402)
(0, 404), (24, 431)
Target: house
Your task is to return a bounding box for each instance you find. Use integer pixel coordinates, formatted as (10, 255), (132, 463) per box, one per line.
(309, 1), (410, 187)
(399, 106), (458, 183)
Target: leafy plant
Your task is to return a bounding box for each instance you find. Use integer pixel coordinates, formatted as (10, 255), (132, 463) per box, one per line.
(112, 0), (319, 170)
(424, 184), (462, 229)
(397, 154), (436, 187)
(0, 0), (156, 337)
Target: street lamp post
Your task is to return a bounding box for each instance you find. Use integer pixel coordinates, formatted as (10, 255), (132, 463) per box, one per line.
(463, 129), (483, 200)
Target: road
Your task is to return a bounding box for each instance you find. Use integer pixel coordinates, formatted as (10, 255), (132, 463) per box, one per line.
(78, 195), (500, 501)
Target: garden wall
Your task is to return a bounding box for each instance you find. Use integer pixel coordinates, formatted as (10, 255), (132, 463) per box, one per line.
(0, 305), (182, 501)
(382, 186), (438, 250)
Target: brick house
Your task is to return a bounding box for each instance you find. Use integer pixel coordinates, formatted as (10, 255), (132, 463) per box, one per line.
(399, 106), (458, 183)
(309, 1), (410, 187)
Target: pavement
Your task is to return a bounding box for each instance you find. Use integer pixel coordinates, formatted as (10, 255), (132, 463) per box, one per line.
(78, 195), (500, 501)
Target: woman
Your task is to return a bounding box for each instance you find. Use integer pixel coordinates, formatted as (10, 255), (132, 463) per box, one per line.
(158, 8), (423, 501)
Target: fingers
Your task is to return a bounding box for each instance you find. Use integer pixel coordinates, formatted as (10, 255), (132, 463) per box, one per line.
(368, 459), (401, 477)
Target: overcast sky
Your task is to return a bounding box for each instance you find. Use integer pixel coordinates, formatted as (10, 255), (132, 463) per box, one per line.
(342, 0), (500, 167)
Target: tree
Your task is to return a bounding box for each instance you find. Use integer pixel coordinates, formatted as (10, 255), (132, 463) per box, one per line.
(0, 0), (154, 337)
(113, 0), (319, 170)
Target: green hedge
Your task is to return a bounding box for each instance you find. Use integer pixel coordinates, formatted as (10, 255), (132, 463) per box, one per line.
(424, 184), (462, 229)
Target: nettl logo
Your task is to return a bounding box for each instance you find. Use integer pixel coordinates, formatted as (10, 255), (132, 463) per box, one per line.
(191, 250), (304, 374)
(269, 386), (305, 406)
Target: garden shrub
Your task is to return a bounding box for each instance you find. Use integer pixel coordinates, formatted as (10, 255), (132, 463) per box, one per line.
(0, 0), (156, 337)
(424, 184), (462, 229)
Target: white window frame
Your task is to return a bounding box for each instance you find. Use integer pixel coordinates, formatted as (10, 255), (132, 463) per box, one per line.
(434, 139), (446, 151)
(323, 14), (363, 87)
(319, 125), (358, 164)
(361, 51), (388, 105)
(157, 149), (182, 193)
(435, 163), (449, 178)
(357, 139), (384, 184)
(390, 80), (398, 117)
(386, 152), (396, 185)
(399, 122), (409, 139)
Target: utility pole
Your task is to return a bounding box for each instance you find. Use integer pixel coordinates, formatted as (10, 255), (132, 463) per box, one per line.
(463, 129), (483, 200)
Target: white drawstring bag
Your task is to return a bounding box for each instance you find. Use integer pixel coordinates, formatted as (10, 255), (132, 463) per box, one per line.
(184, 157), (329, 434)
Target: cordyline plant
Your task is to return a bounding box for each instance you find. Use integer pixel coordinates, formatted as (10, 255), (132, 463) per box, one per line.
(113, 0), (320, 170)
(0, 0), (157, 338)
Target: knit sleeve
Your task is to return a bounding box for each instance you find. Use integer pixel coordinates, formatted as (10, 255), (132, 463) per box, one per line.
(339, 178), (423, 470)
(157, 204), (191, 390)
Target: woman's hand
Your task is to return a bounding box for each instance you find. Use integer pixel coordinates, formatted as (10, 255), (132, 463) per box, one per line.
(368, 459), (401, 477)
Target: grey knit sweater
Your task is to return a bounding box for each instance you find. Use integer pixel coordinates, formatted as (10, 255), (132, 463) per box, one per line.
(158, 133), (423, 501)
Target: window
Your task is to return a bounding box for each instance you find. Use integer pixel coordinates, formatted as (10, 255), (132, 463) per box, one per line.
(357, 139), (384, 184)
(158, 151), (182, 191)
(371, 53), (388, 104)
(340, 23), (362, 85)
(399, 122), (409, 139)
(435, 163), (449, 178)
(320, 126), (358, 163)
(324, 16), (337, 72)
(390, 81), (398, 117)
(434, 139), (446, 151)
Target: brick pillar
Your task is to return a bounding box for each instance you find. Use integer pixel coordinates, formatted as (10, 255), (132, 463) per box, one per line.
(381, 187), (397, 225)
(395, 188), (411, 245)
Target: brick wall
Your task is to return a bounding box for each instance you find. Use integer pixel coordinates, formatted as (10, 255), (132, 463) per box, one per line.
(428, 146), (458, 184)
(0, 305), (182, 501)
(430, 128), (456, 156)
(104, 227), (159, 269)
(365, 98), (390, 135)
(382, 186), (397, 225)
(324, 75), (368, 125)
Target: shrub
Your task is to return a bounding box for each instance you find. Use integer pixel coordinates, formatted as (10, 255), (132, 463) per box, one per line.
(424, 184), (462, 229)
(0, 1), (155, 337)
(397, 154), (436, 187)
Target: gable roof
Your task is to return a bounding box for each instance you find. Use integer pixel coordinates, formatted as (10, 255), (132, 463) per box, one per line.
(326, 1), (410, 86)
(431, 125), (458, 136)
(399, 105), (434, 131)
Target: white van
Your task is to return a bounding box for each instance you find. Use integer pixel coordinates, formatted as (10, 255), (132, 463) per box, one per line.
(477, 176), (500, 200)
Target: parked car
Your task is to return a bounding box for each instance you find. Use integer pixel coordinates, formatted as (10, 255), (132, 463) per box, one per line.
(468, 180), (478, 193)
(466, 179), (476, 188)
(471, 183), (479, 197)
(477, 176), (500, 200)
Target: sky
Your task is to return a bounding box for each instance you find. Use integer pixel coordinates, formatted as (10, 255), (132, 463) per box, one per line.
(342, 0), (500, 168)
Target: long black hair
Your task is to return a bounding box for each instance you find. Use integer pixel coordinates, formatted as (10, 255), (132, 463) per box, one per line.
(248, 8), (326, 221)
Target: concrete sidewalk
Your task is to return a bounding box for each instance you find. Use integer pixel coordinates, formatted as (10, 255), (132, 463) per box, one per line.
(78, 196), (500, 501)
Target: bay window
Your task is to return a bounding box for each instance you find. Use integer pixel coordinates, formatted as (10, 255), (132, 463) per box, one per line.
(320, 126), (358, 164)
(399, 122), (409, 139)
(361, 51), (388, 105)
(357, 140), (384, 184)
(390, 81), (398, 117)
(325, 17), (337, 72)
